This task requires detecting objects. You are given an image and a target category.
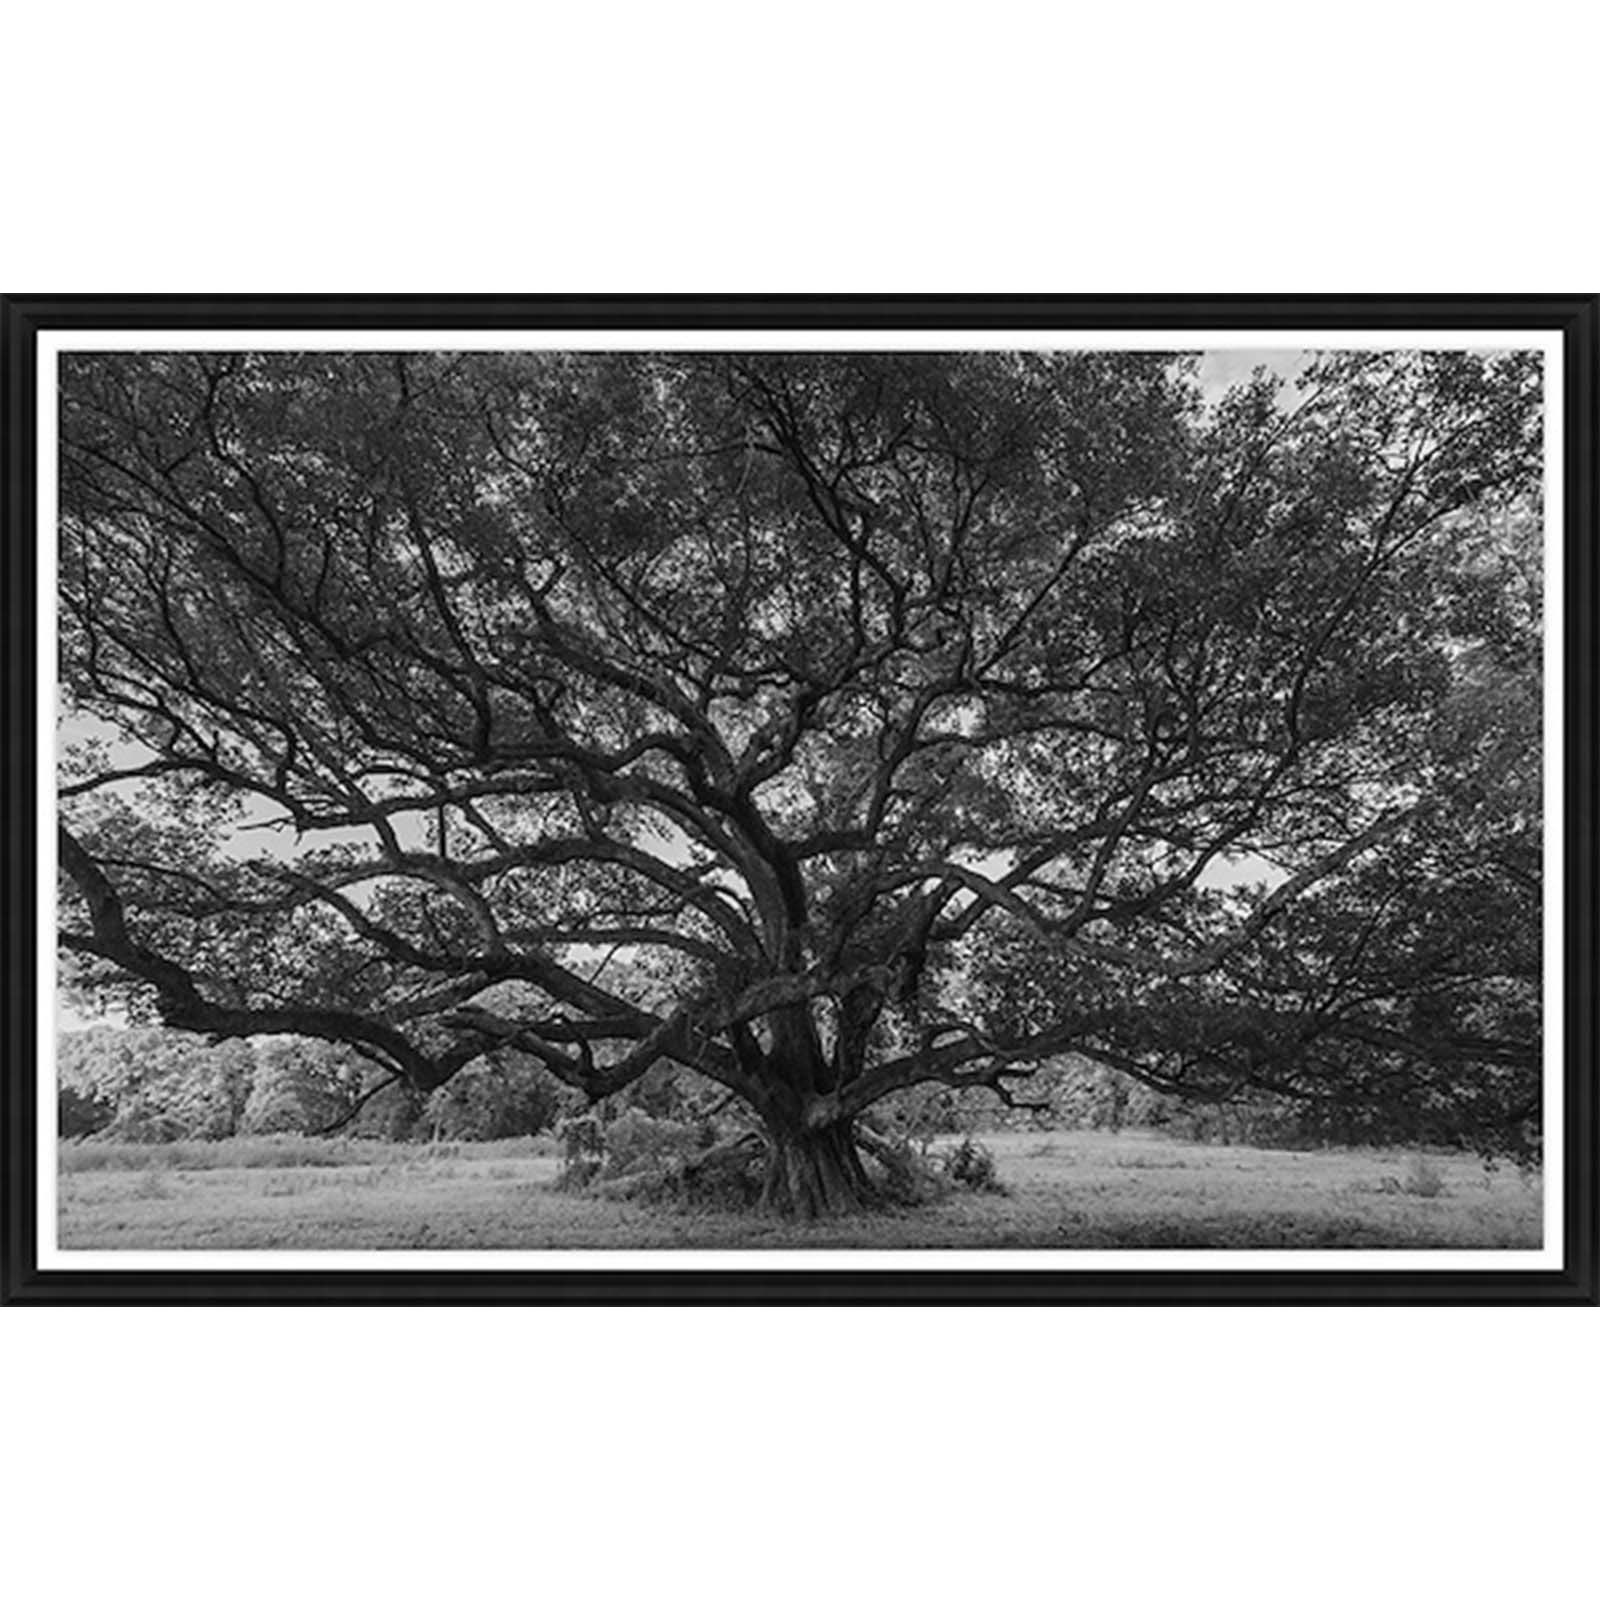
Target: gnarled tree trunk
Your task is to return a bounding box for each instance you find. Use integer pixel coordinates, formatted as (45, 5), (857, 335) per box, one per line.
(759, 1119), (878, 1218)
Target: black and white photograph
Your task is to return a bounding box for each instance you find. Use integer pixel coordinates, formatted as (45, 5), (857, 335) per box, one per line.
(6, 10), (1600, 1599)
(8, 302), (1591, 1302)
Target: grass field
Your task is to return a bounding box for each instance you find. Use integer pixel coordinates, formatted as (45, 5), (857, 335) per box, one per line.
(55, 1129), (1542, 1251)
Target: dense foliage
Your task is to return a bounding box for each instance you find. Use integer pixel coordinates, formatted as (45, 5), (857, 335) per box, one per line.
(57, 349), (1543, 1208)
(57, 1027), (567, 1143)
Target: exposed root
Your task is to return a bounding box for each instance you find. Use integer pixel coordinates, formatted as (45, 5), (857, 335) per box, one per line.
(571, 1125), (950, 1218)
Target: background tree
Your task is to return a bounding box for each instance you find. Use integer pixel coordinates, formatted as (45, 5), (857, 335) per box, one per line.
(236, 1037), (366, 1136)
(416, 1054), (572, 1142)
(57, 1027), (255, 1142)
(57, 349), (1543, 1212)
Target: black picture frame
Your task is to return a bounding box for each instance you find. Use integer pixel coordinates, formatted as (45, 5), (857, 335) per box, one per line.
(4, 293), (1595, 1306)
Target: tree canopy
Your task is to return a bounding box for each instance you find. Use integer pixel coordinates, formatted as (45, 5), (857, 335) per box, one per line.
(57, 348), (1544, 1211)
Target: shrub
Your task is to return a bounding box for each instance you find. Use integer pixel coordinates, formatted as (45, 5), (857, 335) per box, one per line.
(1401, 1153), (1447, 1198)
(601, 1109), (705, 1178)
(555, 1114), (606, 1190)
(1373, 1152), (1449, 1198)
(941, 1136), (1005, 1194)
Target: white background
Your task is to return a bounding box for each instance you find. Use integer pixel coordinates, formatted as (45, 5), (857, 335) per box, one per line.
(3, 6), (1596, 1599)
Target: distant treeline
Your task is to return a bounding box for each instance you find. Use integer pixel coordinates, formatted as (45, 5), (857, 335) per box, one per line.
(874, 1061), (1476, 1154)
(57, 1027), (572, 1144)
(59, 1026), (1492, 1156)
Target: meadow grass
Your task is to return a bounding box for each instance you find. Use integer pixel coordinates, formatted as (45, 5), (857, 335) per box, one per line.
(57, 1132), (556, 1174)
(56, 1129), (1542, 1252)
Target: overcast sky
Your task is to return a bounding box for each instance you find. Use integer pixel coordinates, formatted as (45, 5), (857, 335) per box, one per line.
(1194, 349), (1311, 409)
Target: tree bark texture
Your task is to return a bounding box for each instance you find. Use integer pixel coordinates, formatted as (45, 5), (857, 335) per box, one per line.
(759, 1119), (877, 1218)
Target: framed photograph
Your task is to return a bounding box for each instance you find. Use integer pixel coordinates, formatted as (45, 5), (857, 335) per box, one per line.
(3, 295), (1594, 1304)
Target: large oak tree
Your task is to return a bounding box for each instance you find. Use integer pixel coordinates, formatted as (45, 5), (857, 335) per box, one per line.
(57, 348), (1543, 1212)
